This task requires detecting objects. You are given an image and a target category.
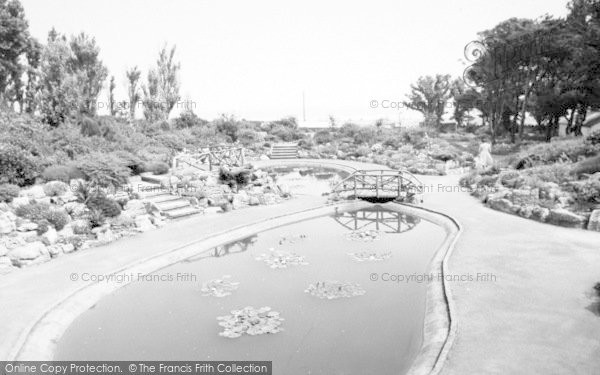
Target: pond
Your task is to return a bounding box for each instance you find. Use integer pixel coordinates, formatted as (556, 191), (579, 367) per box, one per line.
(264, 166), (350, 196)
(54, 205), (446, 375)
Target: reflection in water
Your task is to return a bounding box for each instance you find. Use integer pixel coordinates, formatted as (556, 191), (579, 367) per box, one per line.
(183, 235), (258, 263)
(333, 206), (420, 234)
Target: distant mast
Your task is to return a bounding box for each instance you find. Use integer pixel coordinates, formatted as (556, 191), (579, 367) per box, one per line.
(302, 91), (306, 122)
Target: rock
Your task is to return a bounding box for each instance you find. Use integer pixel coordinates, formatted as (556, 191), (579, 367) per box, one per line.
(7, 242), (49, 267)
(17, 221), (38, 232)
(96, 228), (118, 243)
(511, 189), (539, 205)
(0, 236), (26, 250)
(204, 206), (223, 214)
(0, 202), (10, 211)
(21, 185), (45, 199)
(61, 191), (78, 203)
(124, 199), (146, 213)
(35, 197), (52, 205)
(277, 184), (291, 196)
(149, 215), (165, 227)
(47, 244), (63, 257)
(259, 154), (270, 161)
(232, 191), (250, 209)
(42, 227), (59, 245)
(10, 196), (30, 208)
(134, 215), (155, 232)
(548, 208), (586, 228)
(58, 225), (74, 238)
(587, 210), (600, 232)
(0, 212), (16, 234)
(249, 196), (260, 206)
(0, 256), (12, 268)
(531, 206), (550, 222)
(487, 198), (515, 214)
(517, 205), (534, 219)
(260, 193), (281, 206)
(108, 212), (135, 228)
(0, 244), (8, 257)
(62, 243), (76, 254)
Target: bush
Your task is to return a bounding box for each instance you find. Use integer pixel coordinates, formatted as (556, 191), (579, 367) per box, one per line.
(145, 161), (170, 175)
(571, 179), (600, 204)
(0, 145), (40, 186)
(314, 130), (334, 145)
(0, 183), (20, 203)
(586, 130), (600, 146)
(43, 181), (69, 197)
(44, 208), (70, 230)
(87, 196), (122, 218)
(87, 209), (106, 228)
(41, 165), (82, 183)
(114, 151), (146, 175)
(75, 153), (131, 188)
(522, 164), (572, 185)
(218, 167), (252, 188)
(15, 202), (69, 230)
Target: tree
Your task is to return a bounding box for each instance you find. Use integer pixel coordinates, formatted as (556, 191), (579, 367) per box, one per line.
(108, 75), (116, 116)
(0, 0), (31, 107)
(125, 66), (141, 119)
(39, 31), (81, 126)
(142, 44), (181, 120)
(142, 69), (164, 122)
(69, 32), (108, 115)
(404, 74), (452, 128)
(23, 38), (42, 114)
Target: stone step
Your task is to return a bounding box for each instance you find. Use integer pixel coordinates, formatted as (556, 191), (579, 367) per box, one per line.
(146, 194), (181, 203)
(154, 199), (191, 211)
(163, 206), (203, 219)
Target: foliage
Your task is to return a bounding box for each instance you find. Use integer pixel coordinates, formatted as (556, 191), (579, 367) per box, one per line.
(87, 208), (106, 228)
(404, 74), (452, 128)
(218, 167), (252, 189)
(174, 109), (206, 128)
(0, 183), (20, 202)
(571, 179), (600, 204)
(126, 66), (141, 119)
(313, 130), (334, 145)
(43, 180), (68, 196)
(572, 155), (600, 176)
(586, 130), (600, 146)
(15, 202), (69, 230)
(145, 161), (170, 175)
(87, 195), (121, 218)
(41, 165), (81, 182)
(0, 144), (40, 186)
(75, 153), (130, 188)
(0, 0), (31, 106)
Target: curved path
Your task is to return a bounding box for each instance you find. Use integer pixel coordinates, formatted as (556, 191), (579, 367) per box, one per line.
(1, 159), (599, 375)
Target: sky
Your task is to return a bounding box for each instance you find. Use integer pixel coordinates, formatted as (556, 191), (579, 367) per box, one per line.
(21, 0), (570, 125)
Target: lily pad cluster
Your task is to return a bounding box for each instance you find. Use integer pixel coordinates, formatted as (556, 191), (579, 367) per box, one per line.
(305, 281), (366, 299)
(278, 234), (307, 245)
(255, 248), (309, 269)
(348, 251), (392, 262)
(345, 229), (381, 242)
(200, 275), (240, 297)
(217, 306), (284, 338)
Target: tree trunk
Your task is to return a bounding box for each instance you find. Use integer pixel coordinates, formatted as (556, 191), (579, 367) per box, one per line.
(518, 86), (532, 141)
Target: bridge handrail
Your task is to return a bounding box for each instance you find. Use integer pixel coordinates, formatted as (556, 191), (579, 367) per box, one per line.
(330, 168), (424, 199)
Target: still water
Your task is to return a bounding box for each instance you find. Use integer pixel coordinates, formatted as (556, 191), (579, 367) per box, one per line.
(55, 206), (446, 375)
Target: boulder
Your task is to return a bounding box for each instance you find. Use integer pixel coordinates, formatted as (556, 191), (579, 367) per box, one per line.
(511, 189), (539, 205)
(232, 191), (250, 209)
(0, 236), (26, 250)
(58, 225), (75, 238)
(96, 228), (118, 243)
(10, 196), (30, 208)
(587, 209), (600, 232)
(17, 221), (38, 232)
(124, 199), (146, 214)
(517, 205), (534, 219)
(134, 215), (155, 232)
(21, 185), (45, 199)
(259, 154), (270, 161)
(42, 227), (59, 245)
(548, 208), (586, 228)
(47, 244), (63, 257)
(0, 202), (10, 211)
(204, 206), (223, 214)
(0, 256), (12, 268)
(62, 243), (76, 254)
(249, 196), (260, 206)
(0, 244), (8, 257)
(8, 242), (49, 267)
(0, 212), (16, 234)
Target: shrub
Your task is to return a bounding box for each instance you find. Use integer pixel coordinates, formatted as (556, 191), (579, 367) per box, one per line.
(43, 181), (69, 197)
(586, 130), (600, 146)
(44, 208), (70, 230)
(80, 116), (102, 137)
(218, 167), (252, 188)
(75, 153), (131, 188)
(114, 151), (146, 175)
(87, 209), (106, 228)
(522, 164), (572, 185)
(41, 165), (82, 183)
(459, 172), (481, 187)
(145, 161), (170, 175)
(72, 221), (91, 235)
(479, 175), (498, 187)
(0, 145), (40, 186)
(15, 202), (69, 230)
(314, 130), (334, 145)
(87, 196), (122, 218)
(36, 219), (50, 235)
(174, 110), (207, 129)
(0, 183), (20, 203)
(571, 179), (600, 204)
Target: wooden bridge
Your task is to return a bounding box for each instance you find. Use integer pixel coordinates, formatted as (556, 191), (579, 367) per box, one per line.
(174, 146), (246, 171)
(333, 207), (420, 233)
(331, 169), (423, 203)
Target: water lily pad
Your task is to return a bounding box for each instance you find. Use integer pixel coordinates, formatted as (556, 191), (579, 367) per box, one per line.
(348, 251), (392, 262)
(217, 306), (284, 338)
(255, 248), (308, 269)
(305, 281), (366, 299)
(345, 229), (381, 242)
(201, 275), (240, 297)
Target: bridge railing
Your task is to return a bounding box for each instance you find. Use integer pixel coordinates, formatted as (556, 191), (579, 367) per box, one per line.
(174, 146), (246, 171)
(331, 169), (424, 202)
